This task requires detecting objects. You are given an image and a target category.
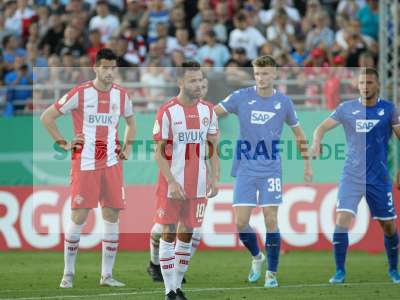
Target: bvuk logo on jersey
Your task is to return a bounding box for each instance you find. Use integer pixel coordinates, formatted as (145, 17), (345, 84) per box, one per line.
(356, 119), (380, 132)
(251, 111), (276, 124)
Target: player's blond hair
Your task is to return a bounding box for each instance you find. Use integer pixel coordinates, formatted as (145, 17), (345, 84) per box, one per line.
(252, 55), (277, 68)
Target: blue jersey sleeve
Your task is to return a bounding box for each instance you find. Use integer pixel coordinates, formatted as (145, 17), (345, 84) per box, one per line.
(329, 103), (344, 123)
(219, 90), (242, 114)
(285, 98), (299, 127)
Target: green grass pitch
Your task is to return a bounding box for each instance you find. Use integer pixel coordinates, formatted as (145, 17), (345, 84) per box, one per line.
(0, 250), (399, 299)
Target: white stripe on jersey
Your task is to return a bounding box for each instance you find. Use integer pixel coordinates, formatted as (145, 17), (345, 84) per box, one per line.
(106, 88), (121, 167)
(196, 102), (211, 197)
(81, 87), (97, 170)
(161, 112), (170, 140)
(168, 104), (186, 197)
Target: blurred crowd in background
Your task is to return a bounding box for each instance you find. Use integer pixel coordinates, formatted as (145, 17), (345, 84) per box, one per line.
(0, 0), (384, 115)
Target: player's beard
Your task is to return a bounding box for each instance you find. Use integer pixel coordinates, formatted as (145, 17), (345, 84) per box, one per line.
(183, 86), (201, 102)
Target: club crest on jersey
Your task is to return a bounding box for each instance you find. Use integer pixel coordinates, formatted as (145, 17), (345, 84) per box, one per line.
(153, 120), (160, 135)
(377, 108), (384, 116)
(250, 110), (276, 125)
(111, 103), (118, 113)
(356, 119), (380, 132)
(178, 130), (204, 144)
(202, 117), (209, 126)
(74, 194), (84, 205)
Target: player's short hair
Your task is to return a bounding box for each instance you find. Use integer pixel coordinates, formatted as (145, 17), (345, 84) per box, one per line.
(176, 61), (202, 79)
(359, 67), (379, 80)
(252, 55), (277, 68)
(95, 48), (117, 64)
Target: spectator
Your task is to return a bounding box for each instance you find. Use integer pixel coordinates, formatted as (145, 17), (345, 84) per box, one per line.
(231, 47), (252, 68)
(242, 0), (267, 34)
(155, 22), (177, 55)
(26, 42), (47, 68)
(38, 12), (65, 56)
(0, 14), (15, 46)
(224, 59), (252, 85)
(266, 8), (295, 53)
(36, 5), (51, 39)
(290, 39), (308, 67)
(301, 0), (322, 34)
(213, 1), (234, 43)
(197, 30), (230, 68)
(2, 35), (27, 72)
(55, 25), (85, 59)
(145, 39), (172, 67)
(86, 29), (104, 64)
(122, 21), (147, 65)
(259, 42), (275, 56)
(89, 0), (120, 44)
(13, 0), (36, 38)
(358, 51), (375, 68)
(122, 0), (145, 28)
(356, 0), (379, 41)
(305, 10), (335, 51)
(191, 0), (212, 33)
(140, 59), (171, 106)
(171, 49), (185, 67)
(229, 12), (266, 60)
(337, 0), (365, 19)
(260, 0), (301, 26)
(168, 5), (187, 37)
(4, 0), (20, 35)
(4, 56), (33, 115)
(139, 0), (169, 44)
(195, 20), (214, 45)
(171, 28), (198, 60)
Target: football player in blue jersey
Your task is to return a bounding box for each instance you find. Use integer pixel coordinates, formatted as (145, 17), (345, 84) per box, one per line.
(312, 68), (400, 284)
(214, 55), (312, 288)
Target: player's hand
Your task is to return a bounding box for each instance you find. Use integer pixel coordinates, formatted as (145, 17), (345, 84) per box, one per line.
(304, 161), (313, 183)
(71, 133), (84, 152)
(118, 145), (131, 160)
(169, 180), (187, 201)
(207, 179), (219, 198)
(310, 140), (321, 159)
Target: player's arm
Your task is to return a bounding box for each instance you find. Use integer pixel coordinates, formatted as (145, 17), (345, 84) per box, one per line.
(207, 132), (220, 198)
(40, 105), (83, 151)
(311, 117), (340, 157)
(393, 126), (400, 139)
(214, 104), (229, 117)
(291, 125), (312, 182)
(154, 140), (187, 201)
(119, 115), (136, 160)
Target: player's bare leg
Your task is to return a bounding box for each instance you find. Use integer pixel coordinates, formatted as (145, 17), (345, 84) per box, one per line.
(174, 223), (193, 300)
(329, 211), (353, 284)
(235, 206), (265, 283)
(263, 206), (280, 288)
(99, 207), (125, 287)
(60, 208), (90, 288)
(378, 219), (400, 283)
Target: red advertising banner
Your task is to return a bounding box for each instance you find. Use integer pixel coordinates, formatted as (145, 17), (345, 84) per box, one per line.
(0, 185), (399, 252)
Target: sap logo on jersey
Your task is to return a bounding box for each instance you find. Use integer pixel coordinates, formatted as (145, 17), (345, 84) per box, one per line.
(356, 119), (380, 132)
(251, 110), (276, 125)
(88, 113), (115, 125)
(178, 130), (205, 143)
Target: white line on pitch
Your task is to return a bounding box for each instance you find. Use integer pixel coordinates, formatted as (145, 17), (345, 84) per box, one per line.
(0, 281), (397, 300)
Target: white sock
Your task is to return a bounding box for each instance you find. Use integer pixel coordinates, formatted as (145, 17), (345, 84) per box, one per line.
(175, 239), (192, 290)
(101, 220), (119, 278)
(150, 223), (163, 265)
(160, 239), (176, 294)
(64, 222), (84, 276)
(191, 228), (202, 258)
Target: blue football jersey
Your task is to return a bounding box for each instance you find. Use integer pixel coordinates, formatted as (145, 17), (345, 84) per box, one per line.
(330, 98), (400, 185)
(219, 86), (299, 177)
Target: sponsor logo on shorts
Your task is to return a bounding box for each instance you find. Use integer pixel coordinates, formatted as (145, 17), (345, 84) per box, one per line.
(157, 208), (166, 218)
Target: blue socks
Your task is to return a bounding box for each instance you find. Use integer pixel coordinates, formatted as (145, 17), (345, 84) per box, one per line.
(238, 225), (260, 257)
(384, 233), (399, 272)
(265, 232), (281, 272)
(333, 225), (349, 272)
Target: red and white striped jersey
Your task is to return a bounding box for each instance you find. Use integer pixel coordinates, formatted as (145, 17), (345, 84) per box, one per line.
(153, 97), (219, 199)
(54, 81), (134, 171)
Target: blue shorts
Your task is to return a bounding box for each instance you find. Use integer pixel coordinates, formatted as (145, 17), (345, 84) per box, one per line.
(337, 181), (397, 220)
(233, 174), (282, 207)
